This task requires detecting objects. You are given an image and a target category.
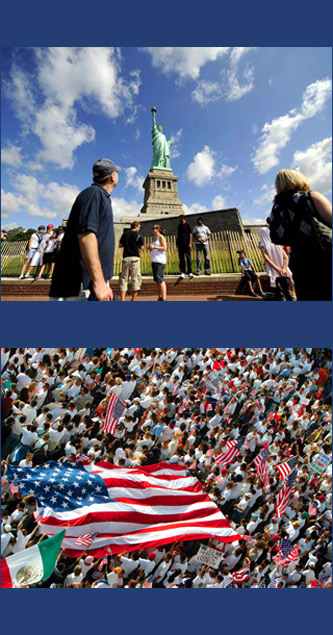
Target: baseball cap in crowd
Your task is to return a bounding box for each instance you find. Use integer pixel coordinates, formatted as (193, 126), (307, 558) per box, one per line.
(47, 224), (54, 230)
(93, 158), (122, 181)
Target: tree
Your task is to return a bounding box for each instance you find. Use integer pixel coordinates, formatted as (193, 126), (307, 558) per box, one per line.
(5, 227), (35, 242)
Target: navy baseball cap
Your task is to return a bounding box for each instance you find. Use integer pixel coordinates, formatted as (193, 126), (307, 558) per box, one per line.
(93, 158), (122, 180)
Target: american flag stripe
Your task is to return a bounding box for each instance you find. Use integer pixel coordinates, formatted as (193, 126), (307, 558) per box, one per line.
(253, 447), (270, 487)
(231, 563), (250, 582)
(276, 457), (297, 480)
(103, 393), (127, 435)
(75, 531), (98, 547)
(273, 541), (299, 567)
(215, 438), (245, 466)
(38, 462), (240, 556)
(275, 468), (297, 518)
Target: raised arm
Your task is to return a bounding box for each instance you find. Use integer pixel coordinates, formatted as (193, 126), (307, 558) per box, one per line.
(152, 108), (157, 129)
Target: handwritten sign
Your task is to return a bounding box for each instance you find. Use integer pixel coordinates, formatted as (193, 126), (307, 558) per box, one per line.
(196, 545), (223, 569)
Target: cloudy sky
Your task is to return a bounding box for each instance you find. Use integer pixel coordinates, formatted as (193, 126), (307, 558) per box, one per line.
(1, 47), (332, 230)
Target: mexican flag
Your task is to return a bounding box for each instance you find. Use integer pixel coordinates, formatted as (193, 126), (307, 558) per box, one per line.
(1, 530), (65, 588)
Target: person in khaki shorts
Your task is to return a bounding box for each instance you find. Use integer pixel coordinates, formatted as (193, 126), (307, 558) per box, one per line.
(119, 221), (144, 301)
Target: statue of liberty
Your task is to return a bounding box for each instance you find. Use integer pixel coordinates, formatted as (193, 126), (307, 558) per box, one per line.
(150, 107), (173, 170)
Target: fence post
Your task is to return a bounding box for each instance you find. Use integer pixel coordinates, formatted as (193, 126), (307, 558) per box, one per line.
(226, 232), (235, 273)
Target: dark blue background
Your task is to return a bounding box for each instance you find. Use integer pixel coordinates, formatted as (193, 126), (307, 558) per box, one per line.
(1, 0), (332, 631)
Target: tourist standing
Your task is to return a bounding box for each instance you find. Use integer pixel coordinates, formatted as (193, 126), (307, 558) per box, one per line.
(37, 229), (59, 280)
(193, 217), (211, 275)
(19, 225), (45, 279)
(49, 158), (121, 301)
(148, 224), (167, 301)
(118, 222), (144, 301)
(259, 227), (296, 300)
(176, 215), (194, 279)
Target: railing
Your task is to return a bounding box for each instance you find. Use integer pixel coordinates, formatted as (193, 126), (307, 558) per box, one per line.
(1, 231), (265, 278)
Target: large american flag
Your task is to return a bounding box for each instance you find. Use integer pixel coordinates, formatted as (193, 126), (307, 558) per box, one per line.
(275, 467), (297, 518)
(273, 540), (299, 567)
(253, 445), (270, 487)
(102, 393), (127, 435)
(276, 456), (298, 480)
(215, 437), (245, 466)
(7, 461), (240, 557)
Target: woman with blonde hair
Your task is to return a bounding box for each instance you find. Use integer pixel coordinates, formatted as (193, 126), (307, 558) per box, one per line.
(148, 224), (167, 301)
(268, 169), (332, 300)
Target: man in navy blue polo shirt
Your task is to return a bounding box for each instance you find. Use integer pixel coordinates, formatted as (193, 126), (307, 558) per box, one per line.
(49, 158), (121, 301)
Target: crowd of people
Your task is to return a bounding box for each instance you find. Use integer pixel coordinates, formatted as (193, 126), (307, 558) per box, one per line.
(1, 347), (332, 588)
(19, 224), (65, 281)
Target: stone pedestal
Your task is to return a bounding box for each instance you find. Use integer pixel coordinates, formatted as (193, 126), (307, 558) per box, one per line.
(139, 168), (184, 217)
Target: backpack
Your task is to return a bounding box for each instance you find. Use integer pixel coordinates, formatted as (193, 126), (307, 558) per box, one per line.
(268, 191), (332, 255)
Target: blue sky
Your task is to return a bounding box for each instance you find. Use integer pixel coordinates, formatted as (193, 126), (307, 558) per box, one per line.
(1, 47), (332, 230)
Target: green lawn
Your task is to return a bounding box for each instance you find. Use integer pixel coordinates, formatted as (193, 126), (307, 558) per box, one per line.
(1, 242), (265, 277)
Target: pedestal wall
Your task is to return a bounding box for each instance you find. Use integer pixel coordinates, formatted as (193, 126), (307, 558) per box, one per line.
(119, 207), (244, 240)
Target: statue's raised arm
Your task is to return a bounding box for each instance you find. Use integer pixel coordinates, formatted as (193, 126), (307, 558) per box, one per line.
(151, 106), (157, 130)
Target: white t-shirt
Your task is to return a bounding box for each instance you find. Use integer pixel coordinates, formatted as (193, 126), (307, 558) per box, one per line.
(21, 428), (37, 447)
(151, 237), (166, 264)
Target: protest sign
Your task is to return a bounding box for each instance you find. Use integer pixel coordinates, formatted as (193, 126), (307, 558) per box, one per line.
(196, 545), (223, 569)
(310, 452), (331, 475)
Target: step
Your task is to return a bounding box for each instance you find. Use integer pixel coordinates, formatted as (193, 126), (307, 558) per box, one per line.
(1, 274), (270, 299)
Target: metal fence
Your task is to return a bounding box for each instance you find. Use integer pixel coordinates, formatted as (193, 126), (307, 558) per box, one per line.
(1, 231), (265, 278)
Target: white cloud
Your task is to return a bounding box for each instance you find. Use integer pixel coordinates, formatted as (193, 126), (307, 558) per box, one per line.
(6, 47), (141, 169)
(229, 47), (256, 66)
(186, 146), (215, 187)
(141, 47), (230, 80)
(252, 78), (332, 174)
(217, 164), (238, 179)
(192, 81), (223, 105)
(186, 146), (237, 188)
(4, 68), (35, 131)
(243, 216), (266, 225)
(112, 197), (141, 222)
(292, 136), (332, 194)
(224, 64), (255, 101)
(221, 47), (257, 102)
(183, 202), (209, 215)
(1, 174), (79, 222)
(253, 184), (276, 208)
(43, 182), (81, 211)
(35, 47), (139, 118)
(212, 195), (227, 209)
(34, 104), (96, 169)
(191, 48), (257, 104)
(1, 143), (23, 167)
(1, 189), (24, 217)
(124, 167), (145, 193)
(1, 221), (20, 230)
(169, 128), (183, 159)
